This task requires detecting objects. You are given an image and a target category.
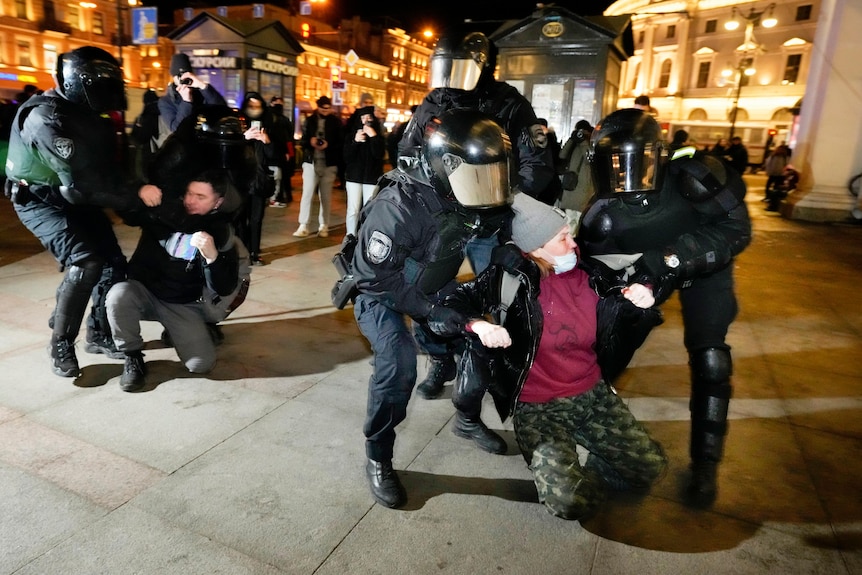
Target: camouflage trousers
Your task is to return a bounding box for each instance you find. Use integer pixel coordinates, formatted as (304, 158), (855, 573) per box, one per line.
(513, 381), (667, 520)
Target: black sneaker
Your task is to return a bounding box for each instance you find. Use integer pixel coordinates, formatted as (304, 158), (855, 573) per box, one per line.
(120, 352), (147, 392)
(49, 337), (80, 378)
(84, 332), (125, 359)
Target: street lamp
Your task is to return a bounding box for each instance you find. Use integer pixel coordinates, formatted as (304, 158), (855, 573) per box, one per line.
(723, 3), (777, 138)
(723, 61), (756, 139)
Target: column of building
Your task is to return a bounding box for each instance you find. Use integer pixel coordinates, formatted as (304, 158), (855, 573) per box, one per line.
(783, 0), (861, 221)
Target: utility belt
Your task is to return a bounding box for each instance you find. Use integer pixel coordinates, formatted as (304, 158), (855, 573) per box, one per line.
(331, 234), (359, 309)
(4, 179), (62, 208)
(4, 179), (32, 205)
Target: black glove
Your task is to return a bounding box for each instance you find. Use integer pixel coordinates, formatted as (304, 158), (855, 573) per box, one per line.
(426, 305), (467, 337)
(636, 249), (678, 305)
(490, 242), (525, 274)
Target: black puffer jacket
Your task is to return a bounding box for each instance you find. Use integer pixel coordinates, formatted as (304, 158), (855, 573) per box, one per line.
(433, 246), (543, 420)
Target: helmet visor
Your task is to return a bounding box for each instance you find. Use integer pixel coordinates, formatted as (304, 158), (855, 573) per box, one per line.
(446, 156), (511, 208)
(598, 141), (666, 195)
(430, 57), (483, 91)
(84, 61), (126, 111)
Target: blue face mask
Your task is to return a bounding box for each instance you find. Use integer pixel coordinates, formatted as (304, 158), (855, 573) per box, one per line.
(552, 251), (578, 274)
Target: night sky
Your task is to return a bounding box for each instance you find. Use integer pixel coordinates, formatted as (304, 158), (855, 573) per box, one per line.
(154, 0), (617, 33)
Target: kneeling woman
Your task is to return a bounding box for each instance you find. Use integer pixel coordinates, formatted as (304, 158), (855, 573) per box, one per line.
(430, 192), (667, 520)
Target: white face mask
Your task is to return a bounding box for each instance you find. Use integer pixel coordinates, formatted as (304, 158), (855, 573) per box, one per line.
(551, 251), (578, 274)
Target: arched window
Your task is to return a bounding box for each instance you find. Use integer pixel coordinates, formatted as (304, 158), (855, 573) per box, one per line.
(688, 108), (708, 121)
(729, 108), (749, 122)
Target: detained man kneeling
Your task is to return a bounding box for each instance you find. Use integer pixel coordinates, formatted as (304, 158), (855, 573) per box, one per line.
(107, 171), (241, 391)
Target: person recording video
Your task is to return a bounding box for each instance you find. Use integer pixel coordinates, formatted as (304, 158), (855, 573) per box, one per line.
(158, 53), (227, 133)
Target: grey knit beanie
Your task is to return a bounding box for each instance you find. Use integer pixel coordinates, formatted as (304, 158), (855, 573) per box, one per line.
(510, 192), (567, 252)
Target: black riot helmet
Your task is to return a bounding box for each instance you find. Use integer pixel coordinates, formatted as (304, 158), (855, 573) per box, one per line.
(429, 31), (492, 91)
(589, 108), (668, 198)
(55, 47), (125, 112)
(421, 109), (512, 209)
(195, 114), (247, 170)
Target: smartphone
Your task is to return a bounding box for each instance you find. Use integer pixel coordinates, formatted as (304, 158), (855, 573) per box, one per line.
(251, 120), (261, 130)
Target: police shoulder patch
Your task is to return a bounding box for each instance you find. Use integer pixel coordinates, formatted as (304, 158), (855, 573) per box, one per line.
(367, 230), (393, 264)
(53, 137), (75, 160)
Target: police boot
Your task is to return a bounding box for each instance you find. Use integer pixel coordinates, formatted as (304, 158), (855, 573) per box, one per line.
(452, 410), (507, 455)
(685, 347), (732, 508)
(687, 459), (719, 508)
(84, 258), (125, 360)
(415, 355), (456, 400)
(49, 262), (103, 377)
(365, 458), (406, 508)
(48, 336), (79, 378)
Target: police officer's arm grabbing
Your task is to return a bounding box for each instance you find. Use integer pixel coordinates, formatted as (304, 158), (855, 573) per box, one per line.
(351, 193), (435, 321)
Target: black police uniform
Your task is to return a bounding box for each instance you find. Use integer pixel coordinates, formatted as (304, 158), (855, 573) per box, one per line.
(5, 88), (135, 371)
(579, 145), (752, 504)
(352, 169), (475, 464)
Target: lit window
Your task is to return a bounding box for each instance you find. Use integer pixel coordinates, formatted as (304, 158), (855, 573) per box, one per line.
(659, 59), (672, 88)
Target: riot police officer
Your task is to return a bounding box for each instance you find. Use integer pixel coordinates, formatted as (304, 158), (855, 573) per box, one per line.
(4, 46), (140, 377)
(578, 108), (752, 507)
(352, 109), (513, 508)
(396, 30), (560, 402)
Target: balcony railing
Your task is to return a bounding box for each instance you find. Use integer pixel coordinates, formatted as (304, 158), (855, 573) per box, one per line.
(39, 18), (73, 34)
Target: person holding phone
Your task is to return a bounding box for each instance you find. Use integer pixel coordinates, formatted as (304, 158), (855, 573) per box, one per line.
(294, 96), (343, 238)
(158, 53), (227, 134)
(237, 92), (275, 265)
(343, 93), (385, 237)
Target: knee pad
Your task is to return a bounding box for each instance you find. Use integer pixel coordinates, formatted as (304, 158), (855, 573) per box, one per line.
(62, 258), (104, 290)
(690, 347), (732, 385)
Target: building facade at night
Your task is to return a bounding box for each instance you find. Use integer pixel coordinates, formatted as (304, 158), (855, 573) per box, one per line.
(605, 0), (820, 163)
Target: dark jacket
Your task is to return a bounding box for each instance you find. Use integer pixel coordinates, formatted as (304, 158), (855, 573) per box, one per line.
(5, 90), (136, 211)
(351, 170), (474, 320)
(301, 110), (343, 167)
(145, 105), (255, 208)
(432, 247), (542, 420)
(158, 82), (227, 133)
(239, 92), (276, 197)
(343, 105), (385, 184)
(123, 201), (239, 304)
(579, 151), (752, 305)
(724, 142), (749, 176)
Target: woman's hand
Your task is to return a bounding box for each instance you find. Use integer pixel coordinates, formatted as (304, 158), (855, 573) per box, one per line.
(622, 283), (655, 309)
(469, 320), (512, 348)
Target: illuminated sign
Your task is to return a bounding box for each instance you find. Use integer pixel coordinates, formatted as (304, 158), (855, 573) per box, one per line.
(249, 58), (298, 76)
(189, 55), (239, 69)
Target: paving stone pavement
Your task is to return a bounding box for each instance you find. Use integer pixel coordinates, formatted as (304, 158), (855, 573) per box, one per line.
(0, 174), (860, 574)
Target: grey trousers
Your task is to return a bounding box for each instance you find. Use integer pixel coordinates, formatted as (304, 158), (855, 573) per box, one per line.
(106, 280), (219, 373)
